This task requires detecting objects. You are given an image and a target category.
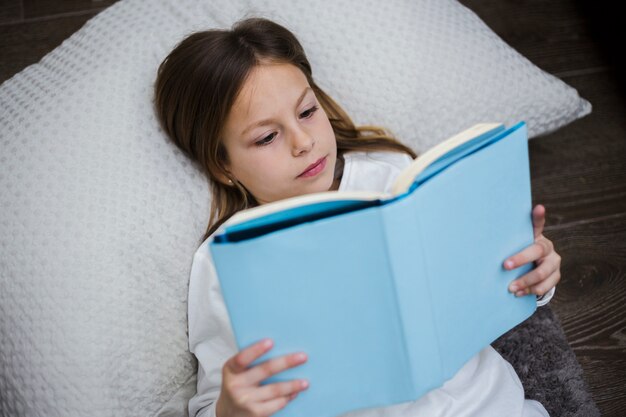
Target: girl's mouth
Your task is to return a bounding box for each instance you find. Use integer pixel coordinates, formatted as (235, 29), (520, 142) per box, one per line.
(298, 156), (327, 178)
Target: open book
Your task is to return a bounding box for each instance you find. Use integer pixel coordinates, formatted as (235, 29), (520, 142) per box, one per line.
(209, 121), (537, 417)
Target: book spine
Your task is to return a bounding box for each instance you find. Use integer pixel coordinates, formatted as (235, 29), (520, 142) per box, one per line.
(375, 207), (415, 398)
(381, 195), (445, 398)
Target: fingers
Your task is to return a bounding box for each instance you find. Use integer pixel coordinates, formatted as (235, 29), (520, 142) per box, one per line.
(504, 237), (553, 271)
(244, 350), (308, 388)
(230, 378), (306, 415)
(505, 224), (562, 299)
(529, 269), (561, 296)
(227, 338), (308, 385)
(252, 378), (309, 403)
(223, 338), (309, 407)
(508, 251), (561, 296)
(227, 338), (275, 374)
(532, 204), (546, 239)
(252, 397), (292, 416)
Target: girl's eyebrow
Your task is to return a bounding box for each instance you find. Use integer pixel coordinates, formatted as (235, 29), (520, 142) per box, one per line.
(240, 86), (313, 137)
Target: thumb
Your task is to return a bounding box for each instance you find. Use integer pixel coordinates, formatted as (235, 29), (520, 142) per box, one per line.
(533, 204), (546, 239)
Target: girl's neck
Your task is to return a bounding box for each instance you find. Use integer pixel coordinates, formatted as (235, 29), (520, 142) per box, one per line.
(330, 152), (345, 191)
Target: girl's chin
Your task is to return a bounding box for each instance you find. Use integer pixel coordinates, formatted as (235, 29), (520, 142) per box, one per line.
(300, 178), (335, 195)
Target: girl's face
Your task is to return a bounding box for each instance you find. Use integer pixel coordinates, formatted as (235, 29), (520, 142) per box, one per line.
(220, 63), (338, 205)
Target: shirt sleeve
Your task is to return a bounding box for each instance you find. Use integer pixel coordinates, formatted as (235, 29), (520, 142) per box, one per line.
(536, 286), (556, 307)
(187, 243), (239, 417)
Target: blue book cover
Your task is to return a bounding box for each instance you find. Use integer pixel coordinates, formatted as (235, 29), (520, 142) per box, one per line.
(209, 121), (537, 417)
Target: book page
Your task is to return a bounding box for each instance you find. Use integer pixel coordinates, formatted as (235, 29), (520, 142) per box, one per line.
(216, 190), (389, 235)
(391, 123), (504, 195)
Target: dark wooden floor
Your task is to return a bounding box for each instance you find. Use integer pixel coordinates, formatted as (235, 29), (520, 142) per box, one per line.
(1, 0), (624, 416)
(459, 1), (626, 416)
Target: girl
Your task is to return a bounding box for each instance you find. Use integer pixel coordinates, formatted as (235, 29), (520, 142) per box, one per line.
(153, 17), (562, 417)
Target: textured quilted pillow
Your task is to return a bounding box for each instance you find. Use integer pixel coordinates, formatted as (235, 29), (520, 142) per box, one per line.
(0, 0), (590, 416)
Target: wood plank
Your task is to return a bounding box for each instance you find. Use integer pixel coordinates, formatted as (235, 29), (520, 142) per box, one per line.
(459, 0), (610, 80)
(0, 0), (22, 25)
(0, 13), (98, 85)
(22, 0), (118, 19)
(547, 215), (626, 416)
(457, 2), (626, 415)
(572, 0), (626, 78)
(527, 69), (626, 226)
(525, 64), (626, 417)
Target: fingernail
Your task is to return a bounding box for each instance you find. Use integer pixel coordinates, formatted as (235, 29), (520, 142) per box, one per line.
(262, 339), (273, 348)
(294, 353), (307, 361)
(505, 260), (514, 269)
(301, 380), (309, 389)
(509, 284), (519, 292)
(515, 290), (525, 297)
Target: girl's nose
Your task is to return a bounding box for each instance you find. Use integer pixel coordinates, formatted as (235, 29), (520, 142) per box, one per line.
(291, 127), (315, 156)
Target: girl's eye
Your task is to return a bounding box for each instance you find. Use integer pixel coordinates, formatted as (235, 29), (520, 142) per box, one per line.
(255, 132), (276, 146)
(300, 105), (318, 119)
(254, 106), (318, 146)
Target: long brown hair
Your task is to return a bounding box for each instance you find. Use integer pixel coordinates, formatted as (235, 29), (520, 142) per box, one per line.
(153, 17), (418, 244)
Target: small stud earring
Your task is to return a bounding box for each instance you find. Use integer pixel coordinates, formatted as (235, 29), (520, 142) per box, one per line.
(228, 179), (233, 185)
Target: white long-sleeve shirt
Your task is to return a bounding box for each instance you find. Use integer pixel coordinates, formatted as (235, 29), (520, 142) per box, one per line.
(187, 150), (554, 417)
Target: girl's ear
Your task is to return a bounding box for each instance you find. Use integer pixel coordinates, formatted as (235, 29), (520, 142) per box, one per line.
(215, 176), (231, 186)
(215, 165), (235, 187)
(216, 145), (237, 186)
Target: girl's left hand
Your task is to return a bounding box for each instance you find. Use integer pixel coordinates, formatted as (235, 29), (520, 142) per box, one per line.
(504, 204), (562, 297)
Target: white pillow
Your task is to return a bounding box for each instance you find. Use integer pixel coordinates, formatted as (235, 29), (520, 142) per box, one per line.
(0, 0), (590, 416)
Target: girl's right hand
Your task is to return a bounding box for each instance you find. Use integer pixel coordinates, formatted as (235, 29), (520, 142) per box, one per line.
(215, 338), (310, 417)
